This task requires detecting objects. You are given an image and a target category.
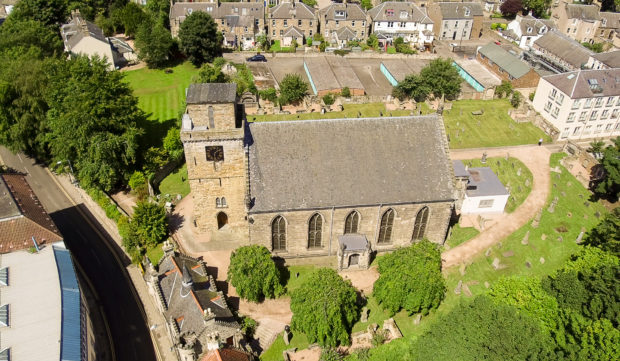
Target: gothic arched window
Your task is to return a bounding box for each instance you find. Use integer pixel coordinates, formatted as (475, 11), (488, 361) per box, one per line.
(272, 216), (286, 251)
(344, 211), (360, 234)
(221, 197), (227, 207)
(308, 213), (322, 248)
(377, 208), (394, 244)
(412, 206), (429, 241)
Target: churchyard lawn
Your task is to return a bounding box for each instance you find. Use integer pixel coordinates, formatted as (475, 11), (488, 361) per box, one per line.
(446, 224), (480, 249)
(444, 99), (551, 149)
(158, 164), (190, 199)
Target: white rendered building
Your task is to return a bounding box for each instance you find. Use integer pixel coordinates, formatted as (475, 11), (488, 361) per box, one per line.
(368, 2), (434, 49)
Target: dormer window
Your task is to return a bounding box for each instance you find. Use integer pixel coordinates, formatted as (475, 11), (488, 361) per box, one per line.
(400, 11), (408, 19)
(539, 26), (546, 34)
(207, 6), (213, 12)
(527, 26), (533, 33)
(386, 9), (394, 16)
(602, 18), (607, 26)
(464, 7), (470, 16)
(188, 8), (193, 14)
(335, 10), (346, 18)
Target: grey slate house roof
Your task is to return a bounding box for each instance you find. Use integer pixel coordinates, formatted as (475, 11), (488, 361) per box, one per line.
(61, 15), (108, 50)
(518, 15), (555, 35)
(565, 4), (600, 22)
(269, 1), (315, 19)
(452, 160), (469, 178)
(335, 26), (357, 40)
(246, 115), (454, 213)
(543, 68), (620, 99)
(170, 2), (264, 26)
(319, 3), (367, 21)
(592, 50), (620, 68)
(599, 12), (620, 29)
(437, 2), (483, 19)
(283, 26), (304, 37)
(186, 83), (237, 104)
(533, 30), (593, 69)
(464, 167), (509, 197)
(368, 1), (432, 24)
(478, 43), (532, 79)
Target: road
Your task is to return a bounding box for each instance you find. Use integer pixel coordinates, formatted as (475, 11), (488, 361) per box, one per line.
(0, 147), (156, 361)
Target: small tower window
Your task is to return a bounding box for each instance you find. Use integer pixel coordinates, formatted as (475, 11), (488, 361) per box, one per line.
(216, 197), (221, 207)
(221, 197), (227, 207)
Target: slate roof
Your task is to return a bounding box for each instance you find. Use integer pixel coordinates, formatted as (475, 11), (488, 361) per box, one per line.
(170, 2), (264, 23)
(186, 83), (237, 104)
(269, 1), (315, 19)
(565, 4), (600, 22)
(453, 160), (469, 178)
(543, 68), (620, 99)
(283, 26), (304, 38)
(0, 174), (63, 253)
(592, 50), (620, 69)
(338, 234), (369, 251)
(533, 30), (593, 69)
(465, 167), (509, 197)
(61, 14), (108, 50)
(368, 1), (433, 24)
(478, 43), (532, 79)
(157, 253), (237, 338)
(599, 12), (620, 29)
(518, 15), (554, 35)
(319, 3), (367, 21)
(334, 26), (357, 40)
(437, 2), (483, 19)
(246, 115), (454, 213)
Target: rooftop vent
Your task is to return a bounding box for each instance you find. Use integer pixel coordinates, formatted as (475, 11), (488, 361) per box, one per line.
(567, 74), (575, 79)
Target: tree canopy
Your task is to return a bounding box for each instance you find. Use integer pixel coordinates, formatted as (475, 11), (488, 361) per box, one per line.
(278, 73), (309, 105)
(373, 240), (445, 316)
(0, 18), (63, 57)
(10, 0), (68, 26)
(179, 11), (223, 66)
(393, 58), (461, 101)
(134, 16), (174, 68)
(594, 137), (620, 201)
(290, 268), (360, 347)
(227, 245), (284, 302)
(132, 201), (169, 248)
(411, 296), (554, 361)
(584, 209), (620, 257)
(500, 0), (523, 16)
(522, 0), (552, 17)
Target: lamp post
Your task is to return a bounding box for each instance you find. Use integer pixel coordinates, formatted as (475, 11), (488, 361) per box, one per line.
(56, 159), (76, 185)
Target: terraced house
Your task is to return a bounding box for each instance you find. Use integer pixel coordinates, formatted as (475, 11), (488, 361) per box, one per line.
(268, 0), (317, 46)
(170, 1), (265, 50)
(368, 1), (434, 50)
(553, 3), (600, 44)
(427, 2), (483, 41)
(319, 2), (369, 48)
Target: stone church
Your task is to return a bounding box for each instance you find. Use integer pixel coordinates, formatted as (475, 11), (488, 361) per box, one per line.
(180, 83), (455, 267)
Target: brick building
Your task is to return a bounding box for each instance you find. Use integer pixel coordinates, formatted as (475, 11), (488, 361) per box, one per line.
(477, 42), (540, 89)
(181, 83), (455, 265)
(268, 0), (317, 46)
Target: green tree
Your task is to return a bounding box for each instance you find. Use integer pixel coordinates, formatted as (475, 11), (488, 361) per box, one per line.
(163, 127), (184, 161)
(522, 0), (552, 17)
(132, 201), (168, 247)
(594, 137), (620, 200)
(179, 11), (223, 66)
(45, 56), (145, 190)
(227, 245), (284, 302)
(361, 0), (374, 10)
(556, 311), (620, 360)
(394, 37), (415, 54)
(582, 42), (604, 53)
(373, 240), (445, 316)
(411, 296), (555, 361)
(121, 2), (148, 37)
(341, 87), (351, 98)
(290, 268), (359, 347)
(259, 87), (278, 103)
(367, 34), (379, 49)
(584, 209), (620, 256)
(302, 0), (317, 6)
(146, 0), (171, 26)
(495, 80), (513, 98)
(134, 17), (174, 68)
(500, 0), (524, 16)
(510, 91), (522, 108)
(393, 74), (431, 102)
(195, 63), (229, 83)
(601, 0), (618, 11)
(322, 93), (335, 106)
(230, 63), (257, 95)
(0, 18), (63, 57)
(255, 34), (270, 51)
(588, 140), (606, 154)
(419, 58), (462, 100)
(278, 73), (308, 105)
(10, 0), (68, 26)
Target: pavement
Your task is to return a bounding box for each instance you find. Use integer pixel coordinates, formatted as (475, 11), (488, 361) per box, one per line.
(0, 148), (166, 361)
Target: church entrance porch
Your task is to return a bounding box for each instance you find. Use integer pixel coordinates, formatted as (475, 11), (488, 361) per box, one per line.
(217, 212), (228, 229)
(337, 234), (371, 270)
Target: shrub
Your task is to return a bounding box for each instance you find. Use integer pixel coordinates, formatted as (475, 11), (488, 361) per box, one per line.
(510, 91), (522, 108)
(341, 87), (351, 98)
(259, 87), (278, 103)
(529, 92), (535, 101)
(322, 93), (335, 106)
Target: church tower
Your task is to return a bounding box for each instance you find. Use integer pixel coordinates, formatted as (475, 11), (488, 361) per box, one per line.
(180, 83), (248, 238)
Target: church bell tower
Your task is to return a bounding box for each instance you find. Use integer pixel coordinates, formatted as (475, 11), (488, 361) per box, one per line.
(180, 83), (248, 238)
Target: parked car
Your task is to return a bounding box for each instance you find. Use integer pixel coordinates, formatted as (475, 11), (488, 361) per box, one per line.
(247, 54), (267, 62)
(494, 41), (501, 45)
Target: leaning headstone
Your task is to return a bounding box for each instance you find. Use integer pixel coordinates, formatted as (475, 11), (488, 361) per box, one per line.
(525, 261), (532, 268)
(283, 325), (291, 345)
(462, 284), (472, 297)
(575, 231), (585, 244)
(502, 250), (514, 257)
(517, 168), (522, 176)
(521, 230), (530, 245)
(413, 314), (422, 325)
(492, 258), (502, 270)
(541, 234), (547, 241)
(539, 257), (545, 264)
(481, 152), (488, 164)
(484, 281), (490, 288)
(459, 263), (466, 276)
(485, 248), (492, 257)
(454, 280), (463, 295)
(532, 209), (542, 228)
(361, 307), (369, 323)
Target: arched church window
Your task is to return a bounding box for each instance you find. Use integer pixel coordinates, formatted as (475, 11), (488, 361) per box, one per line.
(412, 206), (429, 241)
(216, 197), (221, 207)
(377, 208), (394, 244)
(344, 211), (360, 234)
(272, 216), (286, 251)
(221, 197), (227, 207)
(308, 213), (322, 248)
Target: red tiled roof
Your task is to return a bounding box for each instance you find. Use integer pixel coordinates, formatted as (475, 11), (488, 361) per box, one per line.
(200, 349), (252, 361)
(0, 174), (62, 253)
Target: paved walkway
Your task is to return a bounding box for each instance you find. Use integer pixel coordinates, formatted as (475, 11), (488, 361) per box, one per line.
(442, 145), (553, 269)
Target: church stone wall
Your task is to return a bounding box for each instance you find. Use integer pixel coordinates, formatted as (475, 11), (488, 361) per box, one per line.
(187, 103), (237, 130)
(248, 201), (453, 259)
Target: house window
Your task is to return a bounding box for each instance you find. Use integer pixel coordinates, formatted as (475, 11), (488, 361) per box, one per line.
(216, 197), (221, 207)
(464, 7), (470, 16)
(606, 123), (613, 131)
(606, 97), (615, 106)
(595, 124), (603, 133)
(412, 206), (429, 241)
(309, 29), (313, 36)
(387, 22), (394, 28)
(272, 19), (275, 26)
(556, 94), (564, 105)
(206, 146), (224, 162)
(455, 21), (459, 27)
(377, 209), (394, 244)
(386, 9), (394, 16)
(272, 30), (275, 36)
(298, 19), (302, 26)
(552, 107), (559, 118)
(584, 99), (592, 108)
(601, 110), (609, 119)
(544, 101), (552, 112)
(352, 21), (355, 27)
(0, 304), (8, 327)
(255, 19), (259, 26)
(549, 88), (557, 99)
(336, 20), (339, 26)
(284, 19), (288, 26)
(573, 126), (581, 135)
(561, 127), (570, 138)
(584, 125), (592, 134)
(400, 11), (408, 19)
(308, 213), (322, 248)
(221, 19), (225, 25)
(400, 22), (406, 27)
(595, 97), (603, 107)
(527, 26), (533, 33)
(572, 99), (581, 109)
(310, 20), (313, 26)
(567, 112), (575, 123)
(0, 267), (7, 287)
(590, 111), (598, 121)
(280, 30), (283, 36)
(579, 111), (587, 121)
(344, 211), (360, 234)
(272, 216), (286, 251)
(478, 199), (494, 208)
(612, 109), (619, 119)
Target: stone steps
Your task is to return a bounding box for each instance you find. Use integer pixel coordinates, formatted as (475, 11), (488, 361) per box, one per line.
(253, 320), (281, 353)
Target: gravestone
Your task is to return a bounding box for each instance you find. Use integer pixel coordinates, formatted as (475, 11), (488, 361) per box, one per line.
(361, 307), (369, 323)
(502, 250), (514, 257)
(525, 179), (530, 187)
(532, 209), (542, 228)
(539, 257), (545, 264)
(283, 325), (291, 345)
(413, 314), (422, 325)
(584, 201), (590, 208)
(485, 248), (492, 257)
(548, 197), (559, 213)
(459, 263), (466, 276)
(517, 168), (522, 176)
(462, 284), (472, 297)
(492, 258), (502, 270)
(481, 152), (488, 164)
(525, 261), (532, 268)
(454, 280), (463, 295)
(506, 153), (510, 160)
(595, 211), (601, 219)
(521, 230), (530, 245)
(561, 191), (566, 197)
(541, 234), (547, 240)
(484, 281), (490, 288)
(575, 231), (584, 244)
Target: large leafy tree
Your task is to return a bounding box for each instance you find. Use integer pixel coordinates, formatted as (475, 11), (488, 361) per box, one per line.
(278, 73), (308, 105)
(132, 201), (168, 248)
(227, 245), (284, 302)
(134, 17), (174, 68)
(121, 2), (148, 37)
(373, 240), (445, 316)
(44, 56), (145, 190)
(10, 0), (68, 25)
(0, 18), (63, 57)
(522, 0), (552, 17)
(411, 296), (555, 361)
(583, 209), (620, 256)
(419, 58), (462, 100)
(500, 0), (524, 16)
(392, 74), (431, 102)
(290, 268), (359, 347)
(179, 11), (223, 66)
(556, 311), (620, 361)
(195, 63), (230, 83)
(594, 137), (620, 201)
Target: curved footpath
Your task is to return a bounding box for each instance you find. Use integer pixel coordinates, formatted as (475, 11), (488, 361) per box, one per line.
(442, 144), (554, 269)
